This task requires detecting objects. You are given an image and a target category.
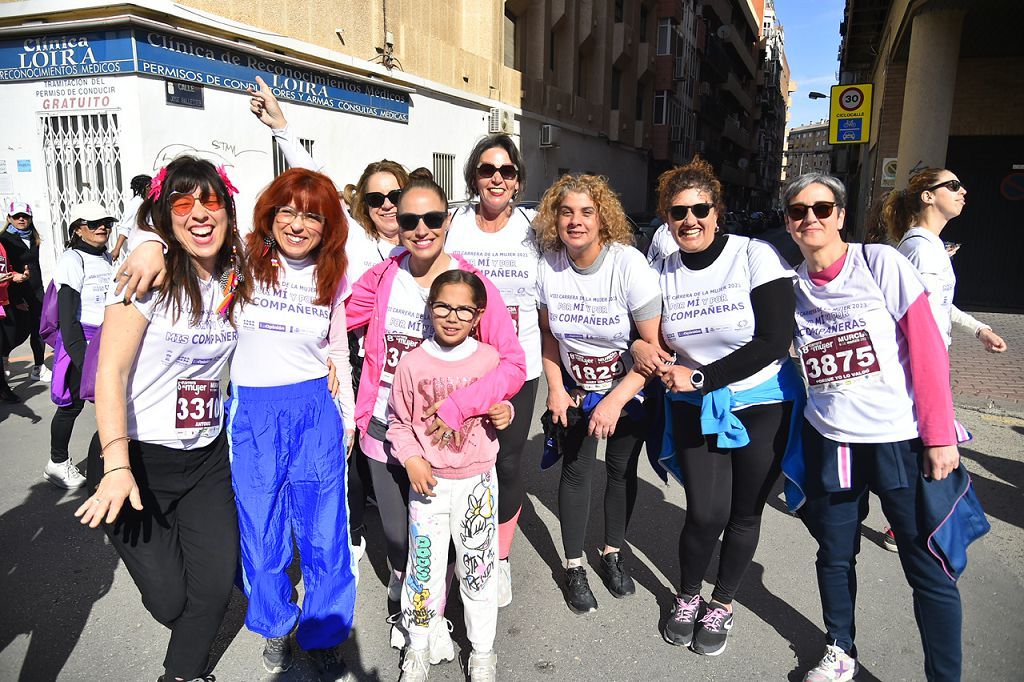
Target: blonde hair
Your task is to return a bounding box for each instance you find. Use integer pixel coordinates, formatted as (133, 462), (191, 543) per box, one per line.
(534, 174), (633, 253)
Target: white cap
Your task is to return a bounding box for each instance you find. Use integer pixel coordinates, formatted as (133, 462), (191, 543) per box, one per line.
(7, 201), (31, 217)
(69, 201), (114, 224)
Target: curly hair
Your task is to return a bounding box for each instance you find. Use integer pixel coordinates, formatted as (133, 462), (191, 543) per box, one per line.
(880, 167), (946, 242)
(655, 155), (725, 220)
(349, 160), (409, 240)
(534, 174), (633, 253)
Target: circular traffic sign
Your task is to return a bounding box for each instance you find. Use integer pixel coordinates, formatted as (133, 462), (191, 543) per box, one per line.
(839, 87), (863, 112)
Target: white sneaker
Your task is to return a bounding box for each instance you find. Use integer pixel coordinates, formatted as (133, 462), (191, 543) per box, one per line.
(399, 648), (430, 682)
(44, 459), (87, 489)
(497, 558), (512, 608)
(389, 612), (409, 650)
(428, 617), (455, 664)
(352, 536), (366, 563)
(803, 644), (859, 682)
(468, 649), (497, 682)
(31, 364), (52, 382)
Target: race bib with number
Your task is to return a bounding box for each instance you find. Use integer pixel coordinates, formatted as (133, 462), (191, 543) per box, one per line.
(507, 305), (520, 336)
(175, 379), (221, 432)
(384, 333), (424, 373)
(567, 351), (626, 391)
(800, 329), (881, 389)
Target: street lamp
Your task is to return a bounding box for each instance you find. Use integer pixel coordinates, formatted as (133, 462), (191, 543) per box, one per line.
(808, 91), (828, 99)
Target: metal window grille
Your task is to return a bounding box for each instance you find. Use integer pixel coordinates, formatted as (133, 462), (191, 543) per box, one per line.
(432, 153), (455, 199)
(40, 113), (124, 245)
(272, 136), (315, 176)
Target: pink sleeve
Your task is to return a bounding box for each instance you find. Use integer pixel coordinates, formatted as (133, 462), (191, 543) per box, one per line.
(435, 277), (527, 430)
(328, 291), (355, 432)
(386, 361), (425, 465)
(345, 261), (384, 331)
(898, 292), (956, 446)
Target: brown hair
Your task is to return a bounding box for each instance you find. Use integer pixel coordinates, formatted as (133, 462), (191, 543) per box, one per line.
(881, 167), (945, 242)
(349, 160), (410, 240)
(656, 155), (725, 221)
(534, 174), (633, 253)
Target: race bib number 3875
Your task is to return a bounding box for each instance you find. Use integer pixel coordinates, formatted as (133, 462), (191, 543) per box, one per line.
(176, 379), (221, 430)
(800, 330), (880, 388)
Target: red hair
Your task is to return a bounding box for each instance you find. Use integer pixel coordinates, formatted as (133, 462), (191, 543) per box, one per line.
(247, 168), (348, 306)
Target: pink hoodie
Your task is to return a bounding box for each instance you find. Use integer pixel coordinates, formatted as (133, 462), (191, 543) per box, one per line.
(346, 251), (526, 437)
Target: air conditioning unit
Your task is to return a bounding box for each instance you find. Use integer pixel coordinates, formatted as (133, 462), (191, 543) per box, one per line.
(540, 124), (561, 148)
(488, 107), (515, 134)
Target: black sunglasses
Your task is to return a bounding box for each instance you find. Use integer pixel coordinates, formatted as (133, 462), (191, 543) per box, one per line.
(476, 163), (518, 181)
(397, 211), (447, 231)
(364, 189), (403, 208)
(786, 202), (836, 222)
(72, 219), (112, 231)
(925, 179), (963, 193)
(669, 203), (713, 221)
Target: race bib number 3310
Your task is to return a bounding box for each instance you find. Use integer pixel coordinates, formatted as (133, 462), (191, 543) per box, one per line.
(176, 379), (221, 430)
(800, 329), (880, 388)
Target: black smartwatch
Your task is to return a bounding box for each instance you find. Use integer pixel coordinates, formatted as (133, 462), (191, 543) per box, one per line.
(690, 369), (705, 391)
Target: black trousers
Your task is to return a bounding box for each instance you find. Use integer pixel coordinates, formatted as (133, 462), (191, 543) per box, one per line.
(87, 432), (239, 680)
(495, 377), (539, 557)
(558, 411), (646, 560)
(50, 364), (84, 463)
(671, 401), (790, 603)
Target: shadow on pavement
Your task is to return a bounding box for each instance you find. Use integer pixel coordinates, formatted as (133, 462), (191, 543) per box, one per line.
(0, 481), (118, 681)
(960, 447), (1024, 530)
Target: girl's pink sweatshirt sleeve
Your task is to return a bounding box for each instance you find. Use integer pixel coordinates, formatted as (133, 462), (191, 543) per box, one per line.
(435, 278), (527, 430)
(898, 292), (956, 446)
(386, 361), (425, 465)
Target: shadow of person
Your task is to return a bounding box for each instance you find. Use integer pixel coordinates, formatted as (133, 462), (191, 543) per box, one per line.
(959, 446), (1024, 530)
(0, 482), (119, 681)
(0, 381), (46, 425)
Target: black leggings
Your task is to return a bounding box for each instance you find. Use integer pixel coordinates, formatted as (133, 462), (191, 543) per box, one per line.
(366, 453), (411, 571)
(86, 433), (239, 680)
(346, 438), (373, 543)
(495, 379), (539, 553)
(672, 400), (791, 603)
(50, 364), (83, 463)
(558, 411), (646, 560)
(26, 298), (44, 366)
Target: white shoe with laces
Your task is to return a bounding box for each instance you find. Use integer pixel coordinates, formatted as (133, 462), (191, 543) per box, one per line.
(467, 649), (497, 682)
(497, 558), (512, 607)
(803, 644), (859, 682)
(428, 617), (455, 664)
(31, 364), (52, 382)
(44, 459), (87, 489)
(399, 648), (430, 682)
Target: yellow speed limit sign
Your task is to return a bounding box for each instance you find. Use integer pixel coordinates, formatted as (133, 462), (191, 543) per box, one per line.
(829, 84), (872, 145)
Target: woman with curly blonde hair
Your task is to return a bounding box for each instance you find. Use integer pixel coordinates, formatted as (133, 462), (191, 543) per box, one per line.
(534, 174), (662, 614)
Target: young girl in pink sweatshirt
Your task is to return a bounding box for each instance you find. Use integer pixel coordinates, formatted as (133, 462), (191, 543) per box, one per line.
(388, 270), (513, 682)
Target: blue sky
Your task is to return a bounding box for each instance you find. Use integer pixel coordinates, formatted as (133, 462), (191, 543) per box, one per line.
(773, 0), (846, 128)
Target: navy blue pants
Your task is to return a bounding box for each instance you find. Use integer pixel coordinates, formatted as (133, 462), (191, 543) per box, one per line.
(227, 377), (355, 650)
(799, 423), (962, 681)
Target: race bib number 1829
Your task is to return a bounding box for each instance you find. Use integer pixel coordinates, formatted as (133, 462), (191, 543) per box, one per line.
(800, 329), (880, 388)
(567, 351), (626, 390)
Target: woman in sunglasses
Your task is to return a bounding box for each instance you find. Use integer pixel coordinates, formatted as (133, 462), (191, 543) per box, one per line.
(783, 173), (971, 682)
(346, 168), (525, 658)
(444, 134), (538, 606)
(1, 201), (49, 383)
(45, 202), (116, 490)
(534, 174), (661, 614)
(883, 169), (1006, 353)
(630, 157), (799, 656)
(75, 156), (249, 682)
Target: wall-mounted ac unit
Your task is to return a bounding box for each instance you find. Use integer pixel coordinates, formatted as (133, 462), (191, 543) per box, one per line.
(488, 107), (515, 134)
(540, 124), (561, 147)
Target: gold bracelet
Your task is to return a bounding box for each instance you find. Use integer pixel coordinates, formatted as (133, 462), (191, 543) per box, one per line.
(100, 436), (130, 457)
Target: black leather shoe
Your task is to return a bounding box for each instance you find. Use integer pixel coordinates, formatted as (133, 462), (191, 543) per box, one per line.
(598, 551), (636, 598)
(565, 566), (598, 614)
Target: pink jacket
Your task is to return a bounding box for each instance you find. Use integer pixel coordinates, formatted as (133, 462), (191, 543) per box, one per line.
(346, 252), (526, 435)
(387, 342), (502, 479)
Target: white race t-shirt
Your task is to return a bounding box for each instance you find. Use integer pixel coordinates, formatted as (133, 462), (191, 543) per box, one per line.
(371, 259), (459, 422)
(108, 276), (237, 449)
(793, 244), (926, 443)
(659, 235), (794, 394)
(116, 194), (144, 240)
(647, 222), (677, 262)
(537, 243), (661, 392)
(232, 255), (350, 387)
(346, 224), (406, 288)
(897, 227), (955, 347)
(445, 204), (542, 380)
(54, 248), (113, 326)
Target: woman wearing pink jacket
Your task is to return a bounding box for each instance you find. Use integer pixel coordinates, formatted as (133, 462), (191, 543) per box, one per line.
(345, 168), (525, 660)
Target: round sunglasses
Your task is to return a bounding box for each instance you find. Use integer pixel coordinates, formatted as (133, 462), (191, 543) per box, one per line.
(669, 203), (713, 221)
(169, 192), (226, 216)
(397, 211), (447, 231)
(786, 202), (836, 222)
(364, 189), (403, 208)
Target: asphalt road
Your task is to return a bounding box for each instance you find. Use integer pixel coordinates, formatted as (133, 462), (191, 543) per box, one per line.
(1, 349), (1022, 681)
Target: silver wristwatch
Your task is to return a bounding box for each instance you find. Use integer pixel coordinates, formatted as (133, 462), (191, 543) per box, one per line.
(690, 369), (705, 390)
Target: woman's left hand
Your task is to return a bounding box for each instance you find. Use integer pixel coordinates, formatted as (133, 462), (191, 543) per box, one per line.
(247, 76), (288, 130)
(657, 364), (698, 392)
(424, 400), (461, 447)
(978, 328), (1007, 353)
(589, 395), (625, 439)
(923, 445), (960, 481)
(327, 358), (340, 397)
(488, 402), (513, 430)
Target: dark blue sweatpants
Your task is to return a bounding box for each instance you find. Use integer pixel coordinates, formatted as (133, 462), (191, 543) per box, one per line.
(227, 376), (356, 651)
(799, 422), (962, 681)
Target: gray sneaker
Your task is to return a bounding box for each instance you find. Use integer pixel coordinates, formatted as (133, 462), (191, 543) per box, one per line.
(468, 650), (497, 682)
(261, 636), (292, 673)
(399, 647), (430, 682)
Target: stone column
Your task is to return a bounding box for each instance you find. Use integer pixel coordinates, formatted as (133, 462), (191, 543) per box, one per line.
(894, 7), (966, 189)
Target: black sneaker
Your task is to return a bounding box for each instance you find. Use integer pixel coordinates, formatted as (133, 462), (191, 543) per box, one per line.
(598, 551), (636, 598)
(310, 647), (351, 682)
(691, 601), (734, 656)
(564, 566), (598, 614)
(262, 636), (293, 673)
(663, 593), (706, 646)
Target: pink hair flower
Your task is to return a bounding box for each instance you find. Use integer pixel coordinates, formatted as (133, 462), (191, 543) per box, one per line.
(216, 165), (240, 196)
(148, 167), (168, 200)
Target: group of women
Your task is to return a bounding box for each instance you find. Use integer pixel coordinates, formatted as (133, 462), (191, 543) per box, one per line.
(54, 72), (986, 682)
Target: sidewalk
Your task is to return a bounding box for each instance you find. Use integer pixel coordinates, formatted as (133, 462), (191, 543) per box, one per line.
(950, 312), (1024, 414)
